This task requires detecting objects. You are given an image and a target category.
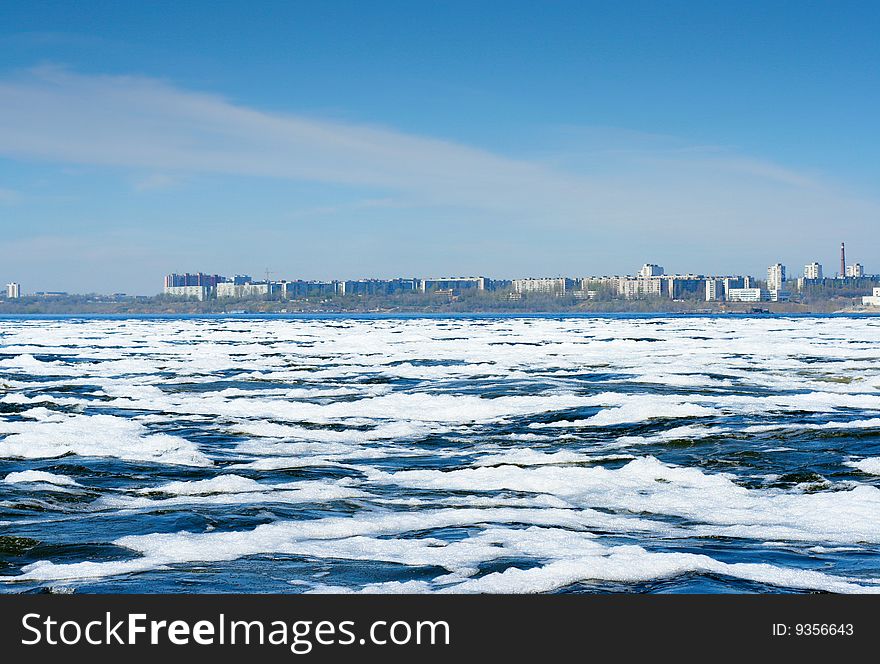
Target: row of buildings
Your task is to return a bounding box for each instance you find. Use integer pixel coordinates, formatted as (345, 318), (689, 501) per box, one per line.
(473, 258), (868, 303)
(162, 273), (498, 301)
(508, 267), (751, 301)
(161, 257), (875, 304)
(9, 241), (878, 305)
(504, 247), (876, 304)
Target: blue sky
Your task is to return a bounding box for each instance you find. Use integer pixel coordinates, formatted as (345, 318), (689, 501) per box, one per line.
(1, 0), (878, 294)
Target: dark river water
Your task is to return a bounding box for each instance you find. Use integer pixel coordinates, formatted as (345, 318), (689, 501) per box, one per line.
(1, 314), (879, 593)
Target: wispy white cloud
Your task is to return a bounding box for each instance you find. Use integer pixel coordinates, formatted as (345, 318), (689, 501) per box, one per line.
(0, 66), (878, 267)
(0, 66), (580, 214)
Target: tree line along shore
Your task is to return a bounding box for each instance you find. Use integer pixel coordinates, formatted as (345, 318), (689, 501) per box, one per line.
(0, 291), (872, 315)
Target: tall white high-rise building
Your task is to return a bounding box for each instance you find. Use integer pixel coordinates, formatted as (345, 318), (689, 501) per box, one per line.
(767, 264), (786, 291)
(846, 263), (864, 278)
(5, 283), (20, 299)
(638, 264), (664, 278)
(804, 262), (823, 280)
(705, 279), (720, 301)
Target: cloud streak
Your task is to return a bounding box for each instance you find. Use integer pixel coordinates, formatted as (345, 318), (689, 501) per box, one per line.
(0, 67), (586, 214)
(0, 65), (878, 280)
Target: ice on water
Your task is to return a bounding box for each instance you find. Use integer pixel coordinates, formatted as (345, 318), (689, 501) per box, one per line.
(1, 315), (880, 593)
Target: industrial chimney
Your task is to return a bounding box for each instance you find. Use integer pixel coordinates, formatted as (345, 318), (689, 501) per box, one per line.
(840, 242), (846, 278)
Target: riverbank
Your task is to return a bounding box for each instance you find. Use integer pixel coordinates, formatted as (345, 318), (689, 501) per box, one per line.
(0, 295), (866, 316)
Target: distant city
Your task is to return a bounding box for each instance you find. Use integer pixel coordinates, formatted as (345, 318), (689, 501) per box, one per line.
(155, 241), (879, 306)
(4, 241), (880, 308)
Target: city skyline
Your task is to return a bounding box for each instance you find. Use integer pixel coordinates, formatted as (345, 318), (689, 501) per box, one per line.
(4, 247), (875, 300)
(153, 255), (878, 305)
(1, 2), (880, 294)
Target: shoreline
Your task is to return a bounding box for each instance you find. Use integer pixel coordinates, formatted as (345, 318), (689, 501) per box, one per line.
(1, 309), (878, 319)
(1, 296), (875, 317)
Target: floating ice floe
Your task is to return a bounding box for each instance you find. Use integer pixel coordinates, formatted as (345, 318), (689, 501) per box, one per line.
(2, 470), (81, 487)
(0, 413), (211, 466)
(846, 457), (880, 475)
